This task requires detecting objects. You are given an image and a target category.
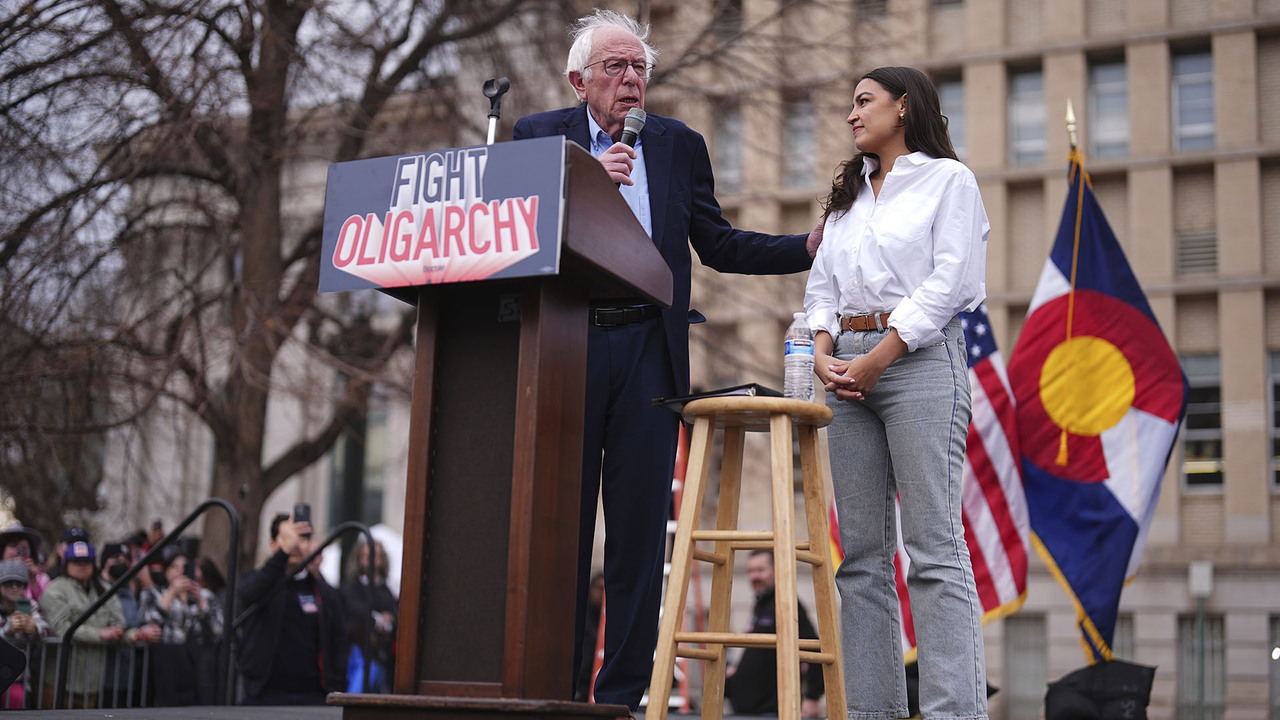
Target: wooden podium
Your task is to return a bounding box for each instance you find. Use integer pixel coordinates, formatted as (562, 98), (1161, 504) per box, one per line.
(329, 139), (672, 720)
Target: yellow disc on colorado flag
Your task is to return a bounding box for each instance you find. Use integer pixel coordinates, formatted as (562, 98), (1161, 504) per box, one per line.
(1038, 335), (1135, 437)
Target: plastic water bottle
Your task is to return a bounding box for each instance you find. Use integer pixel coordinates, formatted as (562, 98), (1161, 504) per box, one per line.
(783, 312), (814, 401)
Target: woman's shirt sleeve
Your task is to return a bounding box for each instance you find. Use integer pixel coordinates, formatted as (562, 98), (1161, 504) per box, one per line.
(804, 214), (841, 339)
(891, 167), (989, 351)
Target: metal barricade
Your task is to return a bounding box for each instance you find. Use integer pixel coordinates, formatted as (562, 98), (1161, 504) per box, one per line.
(24, 637), (153, 709)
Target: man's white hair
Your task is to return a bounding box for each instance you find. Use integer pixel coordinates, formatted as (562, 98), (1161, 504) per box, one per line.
(564, 8), (658, 90)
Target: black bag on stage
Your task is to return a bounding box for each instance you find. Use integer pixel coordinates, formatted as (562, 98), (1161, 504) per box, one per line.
(1045, 659), (1156, 720)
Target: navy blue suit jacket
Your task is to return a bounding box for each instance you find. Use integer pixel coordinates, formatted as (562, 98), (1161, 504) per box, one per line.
(513, 106), (812, 395)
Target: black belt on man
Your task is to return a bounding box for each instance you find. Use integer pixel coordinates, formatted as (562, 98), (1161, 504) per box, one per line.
(840, 311), (893, 332)
(589, 303), (662, 327)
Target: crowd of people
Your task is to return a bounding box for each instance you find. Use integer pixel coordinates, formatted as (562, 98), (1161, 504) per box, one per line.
(0, 514), (397, 709)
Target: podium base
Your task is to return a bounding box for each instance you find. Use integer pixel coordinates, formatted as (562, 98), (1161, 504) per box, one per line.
(329, 693), (630, 720)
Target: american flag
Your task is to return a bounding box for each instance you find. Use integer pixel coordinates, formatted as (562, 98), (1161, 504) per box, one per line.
(828, 303), (1030, 657)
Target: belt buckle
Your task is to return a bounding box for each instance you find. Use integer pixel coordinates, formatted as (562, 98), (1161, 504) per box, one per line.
(592, 307), (631, 327)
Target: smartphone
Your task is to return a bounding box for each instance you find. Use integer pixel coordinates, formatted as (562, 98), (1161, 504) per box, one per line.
(183, 559), (197, 580)
(292, 502), (311, 525)
(15, 597), (30, 615)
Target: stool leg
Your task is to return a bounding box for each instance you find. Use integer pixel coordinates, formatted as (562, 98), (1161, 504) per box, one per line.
(800, 424), (846, 720)
(648, 416), (714, 720)
(769, 413), (801, 720)
(702, 426), (745, 720)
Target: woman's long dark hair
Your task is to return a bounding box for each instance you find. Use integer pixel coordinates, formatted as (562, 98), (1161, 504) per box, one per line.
(821, 66), (958, 221)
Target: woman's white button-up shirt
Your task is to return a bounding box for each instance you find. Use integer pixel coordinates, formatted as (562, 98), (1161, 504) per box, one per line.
(804, 151), (989, 352)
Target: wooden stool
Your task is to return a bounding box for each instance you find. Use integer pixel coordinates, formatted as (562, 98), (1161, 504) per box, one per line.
(646, 396), (846, 720)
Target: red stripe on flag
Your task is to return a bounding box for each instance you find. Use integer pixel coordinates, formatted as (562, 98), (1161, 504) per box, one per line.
(975, 357), (1022, 463)
(829, 504), (843, 562)
(965, 428), (1029, 593)
(894, 545), (916, 650)
(962, 513), (1000, 610)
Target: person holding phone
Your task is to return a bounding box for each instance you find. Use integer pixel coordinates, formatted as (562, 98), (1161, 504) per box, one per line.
(236, 506), (347, 705)
(139, 545), (223, 644)
(0, 558), (50, 709)
(0, 524), (50, 601)
(139, 543), (224, 705)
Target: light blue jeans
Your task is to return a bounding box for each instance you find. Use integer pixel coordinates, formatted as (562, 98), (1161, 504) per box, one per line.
(826, 319), (988, 720)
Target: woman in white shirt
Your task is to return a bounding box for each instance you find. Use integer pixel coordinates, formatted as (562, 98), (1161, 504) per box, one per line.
(805, 66), (990, 719)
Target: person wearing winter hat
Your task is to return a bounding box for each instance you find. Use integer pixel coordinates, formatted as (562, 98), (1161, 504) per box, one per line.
(0, 558), (50, 708)
(0, 524), (50, 601)
(39, 541), (161, 708)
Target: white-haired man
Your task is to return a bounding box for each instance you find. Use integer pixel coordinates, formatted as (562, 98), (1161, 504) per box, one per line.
(513, 10), (822, 711)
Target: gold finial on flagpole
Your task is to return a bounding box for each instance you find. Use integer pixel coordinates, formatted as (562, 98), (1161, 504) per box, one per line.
(1066, 99), (1078, 151)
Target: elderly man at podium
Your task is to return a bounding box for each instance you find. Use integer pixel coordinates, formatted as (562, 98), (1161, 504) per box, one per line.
(513, 9), (822, 712)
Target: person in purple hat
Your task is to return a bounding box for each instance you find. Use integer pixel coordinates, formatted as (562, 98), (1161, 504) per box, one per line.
(45, 526), (90, 582)
(38, 541), (161, 708)
(0, 524), (50, 601)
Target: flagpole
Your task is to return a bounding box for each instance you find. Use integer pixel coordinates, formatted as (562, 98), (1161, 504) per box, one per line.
(1066, 99), (1078, 151)
(1055, 100), (1086, 467)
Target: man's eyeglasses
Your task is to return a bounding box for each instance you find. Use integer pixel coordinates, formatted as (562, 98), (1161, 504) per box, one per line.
(585, 58), (653, 80)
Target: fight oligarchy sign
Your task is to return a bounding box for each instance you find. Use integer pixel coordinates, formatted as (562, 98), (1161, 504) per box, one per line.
(320, 136), (567, 293)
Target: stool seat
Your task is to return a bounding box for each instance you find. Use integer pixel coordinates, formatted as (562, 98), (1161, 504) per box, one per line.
(648, 395), (845, 720)
(682, 396), (833, 430)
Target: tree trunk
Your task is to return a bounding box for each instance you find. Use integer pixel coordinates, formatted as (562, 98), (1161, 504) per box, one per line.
(204, 451), (268, 581)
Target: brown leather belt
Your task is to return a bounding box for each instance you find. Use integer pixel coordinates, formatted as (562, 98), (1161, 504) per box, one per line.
(840, 311), (893, 332)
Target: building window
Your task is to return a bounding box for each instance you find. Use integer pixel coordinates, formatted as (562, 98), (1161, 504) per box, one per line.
(938, 78), (966, 162)
(856, 0), (888, 17)
(1269, 616), (1280, 719)
(329, 389), (389, 530)
(1113, 612), (1135, 661)
(1175, 231), (1217, 275)
(1182, 354), (1223, 487)
(712, 0), (742, 40)
(1009, 69), (1046, 166)
(782, 97), (816, 188)
(1172, 51), (1214, 151)
(714, 102), (743, 193)
(1178, 613), (1226, 720)
(1270, 354), (1280, 488)
(1088, 61), (1128, 158)
(1005, 614), (1048, 719)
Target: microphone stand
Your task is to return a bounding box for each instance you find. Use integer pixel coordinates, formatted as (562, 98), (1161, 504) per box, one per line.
(483, 77), (511, 146)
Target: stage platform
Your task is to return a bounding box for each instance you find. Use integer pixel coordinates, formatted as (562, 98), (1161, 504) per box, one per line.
(7, 707), (342, 719)
(3, 707), (772, 720)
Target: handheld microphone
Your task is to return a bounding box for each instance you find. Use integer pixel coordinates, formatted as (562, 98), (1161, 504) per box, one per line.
(620, 108), (646, 147)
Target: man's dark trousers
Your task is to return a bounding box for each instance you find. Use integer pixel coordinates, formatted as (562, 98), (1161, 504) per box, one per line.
(575, 316), (678, 708)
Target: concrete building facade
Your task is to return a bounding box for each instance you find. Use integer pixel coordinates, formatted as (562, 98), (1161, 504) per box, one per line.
(632, 0), (1280, 716)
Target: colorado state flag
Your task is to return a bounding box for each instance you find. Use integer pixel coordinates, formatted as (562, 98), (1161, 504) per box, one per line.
(1007, 149), (1188, 662)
